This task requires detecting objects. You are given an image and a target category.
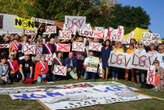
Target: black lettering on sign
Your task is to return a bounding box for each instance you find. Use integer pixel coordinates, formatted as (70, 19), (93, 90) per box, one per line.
(132, 54), (139, 66)
(15, 18), (22, 26)
(125, 56), (131, 67)
(0, 15), (3, 29)
(28, 21), (35, 28)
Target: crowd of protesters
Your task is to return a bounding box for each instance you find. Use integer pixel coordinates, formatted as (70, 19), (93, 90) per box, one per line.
(0, 30), (164, 91)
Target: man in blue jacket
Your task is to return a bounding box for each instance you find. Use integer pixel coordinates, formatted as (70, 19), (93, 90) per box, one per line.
(64, 52), (78, 80)
(0, 56), (11, 84)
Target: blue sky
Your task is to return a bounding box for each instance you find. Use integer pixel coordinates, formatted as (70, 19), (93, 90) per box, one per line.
(118, 0), (164, 39)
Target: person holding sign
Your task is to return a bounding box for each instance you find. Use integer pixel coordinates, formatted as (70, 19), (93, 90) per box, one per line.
(84, 51), (99, 81)
(101, 40), (112, 80)
(19, 53), (33, 83)
(0, 56), (11, 84)
(153, 60), (164, 91)
(64, 52), (78, 80)
(34, 55), (49, 83)
(125, 44), (135, 82)
(134, 42), (147, 86)
(111, 41), (124, 81)
(51, 52), (64, 81)
(7, 52), (19, 82)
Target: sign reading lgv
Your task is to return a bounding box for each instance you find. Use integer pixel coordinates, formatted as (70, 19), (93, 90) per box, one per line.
(15, 17), (35, 30)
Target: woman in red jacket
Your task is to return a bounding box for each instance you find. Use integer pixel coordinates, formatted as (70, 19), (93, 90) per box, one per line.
(7, 52), (19, 82)
(34, 55), (49, 83)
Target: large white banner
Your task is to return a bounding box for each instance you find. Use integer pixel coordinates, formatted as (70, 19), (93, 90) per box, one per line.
(37, 86), (150, 110)
(1, 81), (137, 95)
(10, 85), (150, 109)
(108, 51), (132, 69)
(108, 51), (159, 70)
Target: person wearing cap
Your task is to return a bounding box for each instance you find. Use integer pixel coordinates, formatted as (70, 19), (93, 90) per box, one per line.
(6, 52), (19, 82)
(19, 53), (33, 82)
(0, 56), (11, 84)
(134, 42), (147, 86)
(34, 55), (49, 83)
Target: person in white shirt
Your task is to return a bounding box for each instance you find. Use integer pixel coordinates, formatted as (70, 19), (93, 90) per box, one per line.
(84, 51), (99, 81)
(134, 42), (147, 87)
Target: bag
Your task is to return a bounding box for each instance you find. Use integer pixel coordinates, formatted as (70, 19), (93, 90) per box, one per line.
(23, 78), (33, 84)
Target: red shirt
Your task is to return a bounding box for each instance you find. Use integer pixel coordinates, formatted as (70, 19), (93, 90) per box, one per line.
(7, 59), (19, 73)
(34, 61), (49, 81)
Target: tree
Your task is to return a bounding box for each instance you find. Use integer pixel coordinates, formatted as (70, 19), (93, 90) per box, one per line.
(108, 4), (150, 33)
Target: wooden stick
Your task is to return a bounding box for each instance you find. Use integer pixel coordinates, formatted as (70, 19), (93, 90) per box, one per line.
(37, 100), (51, 110)
(131, 90), (164, 101)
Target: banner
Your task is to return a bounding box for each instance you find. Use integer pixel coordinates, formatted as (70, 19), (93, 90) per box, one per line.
(108, 26), (124, 41)
(22, 44), (36, 54)
(86, 56), (99, 73)
(52, 65), (67, 76)
(78, 24), (92, 37)
(9, 85), (150, 110)
(72, 42), (85, 52)
(45, 53), (56, 65)
(31, 17), (55, 25)
(0, 44), (9, 48)
(146, 66), (159, 87)
(89, 42), (102, 52)
(15, 17), (35, 30)
(108, 52), (158, 70)
(157, 54), (164, 69)
(57, 43), (70, 52)
(95, 27), (104, 33)
(131, 53), (150, 70)
(65, 16), (86, 31)
(108, 51), (132, 69)
(92, 31), (104, 39)
(0, 81), (136, 95)
(142, 32), (160, 40)
(44, 26), (56, 34)
(58, 30), (72, 40)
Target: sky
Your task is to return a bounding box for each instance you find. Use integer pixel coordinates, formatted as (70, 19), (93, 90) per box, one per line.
(118, 0), (164, 39)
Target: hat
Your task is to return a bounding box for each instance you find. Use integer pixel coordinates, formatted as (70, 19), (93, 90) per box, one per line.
(137, 41), (143, 45)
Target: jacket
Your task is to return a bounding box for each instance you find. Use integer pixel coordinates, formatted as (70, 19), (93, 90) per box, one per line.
(0, 63), (9, 78)
(64, 57), (77, 69)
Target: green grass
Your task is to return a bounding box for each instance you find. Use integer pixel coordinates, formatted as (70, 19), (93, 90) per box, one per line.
(0, 79), (164, 110)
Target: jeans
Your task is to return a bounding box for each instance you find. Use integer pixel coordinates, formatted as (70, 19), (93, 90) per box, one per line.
(84, 71), (96, 81)
(112, 68), (119, 78)
(37, 74), (46, 83)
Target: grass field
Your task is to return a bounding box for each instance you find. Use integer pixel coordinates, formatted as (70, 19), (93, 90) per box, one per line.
(0, 79), (164, 110)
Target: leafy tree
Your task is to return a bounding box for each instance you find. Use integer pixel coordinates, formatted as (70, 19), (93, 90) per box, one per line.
(0, 0), (150, 34)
